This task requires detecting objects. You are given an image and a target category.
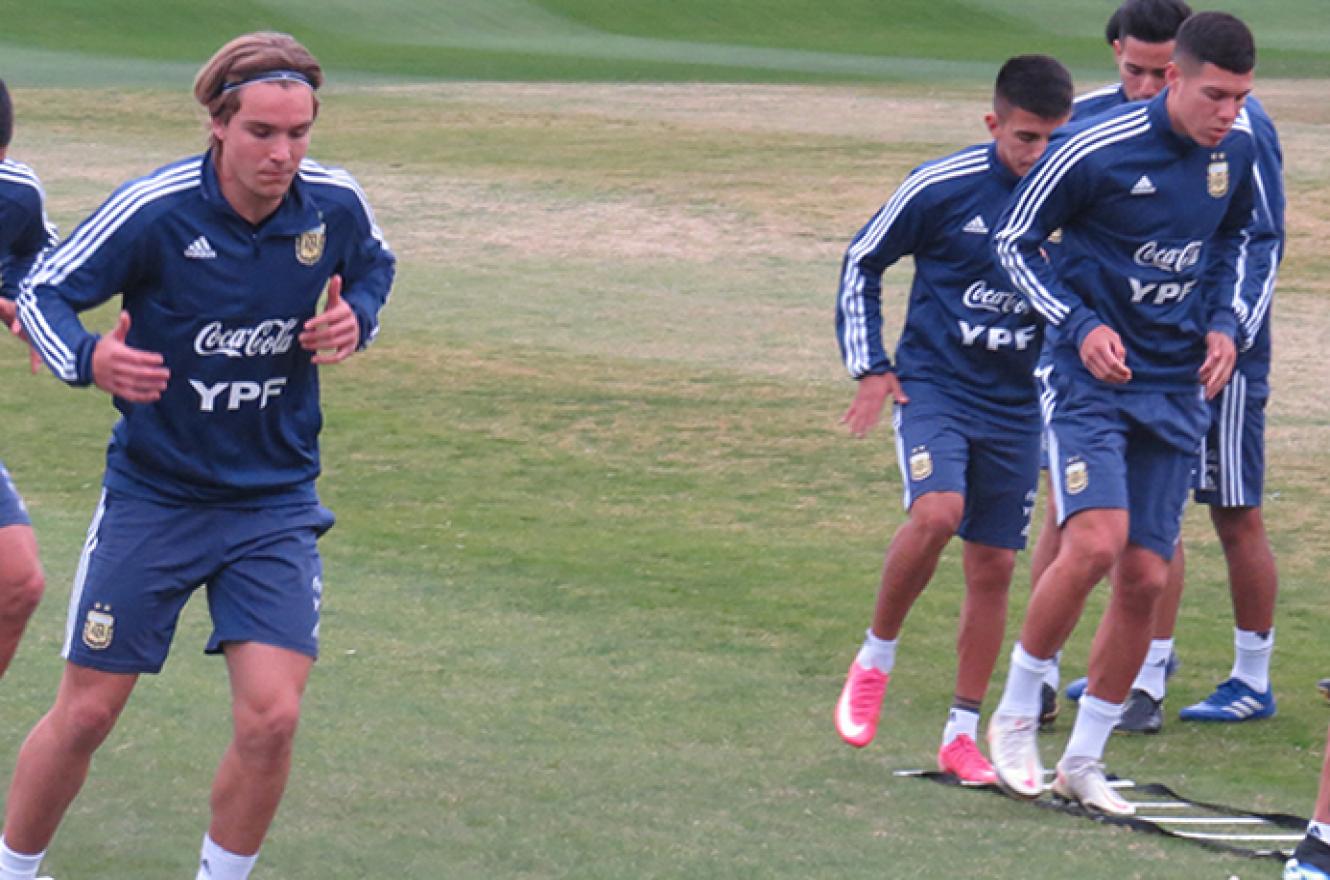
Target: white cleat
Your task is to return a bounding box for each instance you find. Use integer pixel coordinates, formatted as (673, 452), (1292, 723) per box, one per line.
(986, 713), (1044, 799)
(1053, 756), (1135, 816)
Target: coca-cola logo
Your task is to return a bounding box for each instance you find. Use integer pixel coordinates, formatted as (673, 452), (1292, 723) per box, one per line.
(1133, 240), (1203, 273)
(194, 318), (298, 358)
(962, 281), (1027, 315)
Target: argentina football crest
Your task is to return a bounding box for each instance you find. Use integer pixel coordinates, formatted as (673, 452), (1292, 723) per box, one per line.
(295, 222), (326, 266)
(1207, 153), (1229, 198)
(83, 602), (115, 650)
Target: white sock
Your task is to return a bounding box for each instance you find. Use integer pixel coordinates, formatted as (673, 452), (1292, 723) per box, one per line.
(855, 629), (896, 674)
(995, 643), (1053, 720)
(1042, 650), (1062, 690)
(1062, 695), (1123, 763)
(0, 838), (45, 880)
(1131, 638), (1175, 700)
(1231, 627), (1273, 692)
(197, 834), (259, 880)
(942, 707), (980, 746)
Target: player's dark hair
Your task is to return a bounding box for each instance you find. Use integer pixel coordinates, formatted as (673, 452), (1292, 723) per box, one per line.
(995, 55), (1074, 121)
(1175, 11), (1256, 75)
(1106, 0), (1192, 46)
(0, 79), (13, 149)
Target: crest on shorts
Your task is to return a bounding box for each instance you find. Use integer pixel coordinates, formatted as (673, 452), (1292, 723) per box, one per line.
(1046, 228), (1064, 245)
(295, 223), (326, 266)
(1065, 459), (1089, 495)
(1207, 153), (1229, 199)
(83, 604), (115, 651)
(909, 447), (933, 482)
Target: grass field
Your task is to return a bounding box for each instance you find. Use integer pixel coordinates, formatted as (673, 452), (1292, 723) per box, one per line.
(1, 4), (1329, 879)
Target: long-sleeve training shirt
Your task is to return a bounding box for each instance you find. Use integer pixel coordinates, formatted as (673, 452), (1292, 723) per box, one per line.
(19, 152), (395, 505)
(992, 90), (1256, 393)
(837, 142), (1042, 418)
(0, 158), (57, 300)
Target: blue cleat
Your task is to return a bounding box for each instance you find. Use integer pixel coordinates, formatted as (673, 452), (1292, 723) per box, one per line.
(1065, 651), (1178, 703)
(1179, 677), (1276, 722)
(1286, 835), (1330, 879)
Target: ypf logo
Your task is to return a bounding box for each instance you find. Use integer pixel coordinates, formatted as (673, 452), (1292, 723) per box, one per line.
(195, 318), (298, 359)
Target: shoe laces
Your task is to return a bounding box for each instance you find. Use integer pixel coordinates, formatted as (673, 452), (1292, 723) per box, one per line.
(848, 667), (886, 715)
(945, 736), (992, 775)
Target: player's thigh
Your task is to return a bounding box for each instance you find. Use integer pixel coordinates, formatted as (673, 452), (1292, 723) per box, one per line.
(65, 492), (216, 674)
(205, 504), (335, 661)
(891, 394), (969, 509)
(959, 427), (1040, 550)
(1125, 439), (1194, 561)
(1045, 380), (1129, 525)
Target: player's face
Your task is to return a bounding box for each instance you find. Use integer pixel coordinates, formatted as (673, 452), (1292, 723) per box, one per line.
(1164, 60), (1253, 147)
(986, 106), (1069, 179)
(1114, 37), (1175, 101)
(211, 82), (315, 223)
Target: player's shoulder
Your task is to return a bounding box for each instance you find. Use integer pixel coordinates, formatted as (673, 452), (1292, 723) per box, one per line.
(0, 158), (45, 208)
(98, 155), (206, 224)
(1070, 83), (1125, 123)
(297, 158), (372, 204)
(900, 144), (992, 199)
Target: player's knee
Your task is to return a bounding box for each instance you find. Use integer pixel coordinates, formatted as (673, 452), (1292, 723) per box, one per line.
(234, 700), (303, 766)
(909, 497), (962, 543)
(0, 562), (45, 624)
(1211, 507), (1263, 549)
(56, 698), (124, 753)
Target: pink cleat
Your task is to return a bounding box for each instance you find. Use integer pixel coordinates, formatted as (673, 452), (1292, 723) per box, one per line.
(835, 661), (889, 747)
(937, 734), (998, 784)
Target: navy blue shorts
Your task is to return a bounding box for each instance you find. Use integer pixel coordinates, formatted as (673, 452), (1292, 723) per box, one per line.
(1196, 371), (1266, 508)
(63, 490), (335, 674)
(891, 381), (1040, 550)
(0, 460), (31, 529)
(1044, 372), (1208, 560)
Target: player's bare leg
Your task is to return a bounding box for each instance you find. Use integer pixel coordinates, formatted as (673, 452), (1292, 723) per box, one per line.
(207, 642), (313, 856)
(1027, 480), (1064, 724)
(1, 664), (138, 854)
(1084, 545), (1170, 704)
(956, 541), (1014, 702)
(870, 491), (964, 640)
(1021, 509), (1127, 659)
(837, 491), (962, 748)
(0, 525), (43, 678)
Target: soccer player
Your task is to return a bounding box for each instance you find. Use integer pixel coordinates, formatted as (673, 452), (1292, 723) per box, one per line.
(0, 76), (56, 688)
(985, 12), (1257, 815)
(1055, 3), (1285, 734)
(832, 56), (1073, 784)
(1029, 0), (1192, 732)
(2, 32), (394, 880)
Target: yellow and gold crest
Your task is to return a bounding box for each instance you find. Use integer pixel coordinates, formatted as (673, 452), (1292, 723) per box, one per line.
(1046, 228), (1064, 245)
(295, 224), (326, 267)
(83, 604), (115, 651)
(1065, 460), (1089, 495)
(909, 448), (933, 482)
(1207, 153), (1229, 199)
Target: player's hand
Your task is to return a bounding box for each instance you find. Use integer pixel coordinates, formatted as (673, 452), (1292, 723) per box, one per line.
(92, 311), (170, 402)
(1198, 330), (1237, 400)
(300, 275), (359, 365)
(841, 372), (908, 438)
(1079, 325), (1131, 384)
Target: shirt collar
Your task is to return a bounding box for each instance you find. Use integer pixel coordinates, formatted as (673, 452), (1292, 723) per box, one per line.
(199, 151), (320, 235)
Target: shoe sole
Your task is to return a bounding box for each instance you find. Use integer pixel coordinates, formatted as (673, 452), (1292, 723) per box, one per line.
(1052, 779), (1134, 817)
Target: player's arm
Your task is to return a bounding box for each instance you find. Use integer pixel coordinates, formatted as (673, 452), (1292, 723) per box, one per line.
(307, 176), (395, 361)
(1196, 149), (1261, 398)
(992, 134), (1128, 384)
(17, 197), (166, 398)
(836, 173), (931, 436)
(1229, 110), (1285, 352)
(0, 185), (57, 302)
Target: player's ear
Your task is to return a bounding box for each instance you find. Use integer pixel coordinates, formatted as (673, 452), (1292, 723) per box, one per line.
(984, 111), (1000, 139)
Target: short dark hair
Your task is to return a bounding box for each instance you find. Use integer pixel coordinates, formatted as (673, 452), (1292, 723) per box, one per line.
(995, 55), (1074, 120)
(1105, 0), (1192, 46)
(0, 78), (12, 149)
(1175, 11), (1256, 75)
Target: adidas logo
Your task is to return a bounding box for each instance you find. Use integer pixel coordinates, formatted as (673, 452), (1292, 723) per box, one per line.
(184, 236), (217, 260)
(1130, 175), (1157, 196)
(962, 215), (988, 235)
